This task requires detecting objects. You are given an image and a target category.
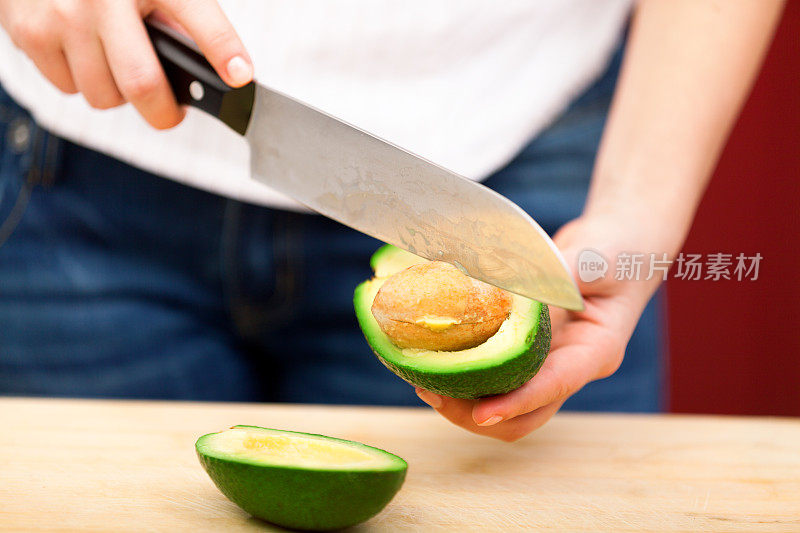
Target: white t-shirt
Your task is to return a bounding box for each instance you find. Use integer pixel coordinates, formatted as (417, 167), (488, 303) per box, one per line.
(0, 0), (631, 210)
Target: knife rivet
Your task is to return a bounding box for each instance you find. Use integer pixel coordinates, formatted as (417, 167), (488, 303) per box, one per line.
(189, 81), (205, 102)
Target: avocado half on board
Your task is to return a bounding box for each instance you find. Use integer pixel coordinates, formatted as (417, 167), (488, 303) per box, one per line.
(354, 244), (551, 399)
(196, 425), (407, 531)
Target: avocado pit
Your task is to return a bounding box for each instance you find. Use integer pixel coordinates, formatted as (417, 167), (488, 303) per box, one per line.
(370, 261), (513, 351)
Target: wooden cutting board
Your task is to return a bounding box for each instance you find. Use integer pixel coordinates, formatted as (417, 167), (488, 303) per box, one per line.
(1, 397), (798, 532)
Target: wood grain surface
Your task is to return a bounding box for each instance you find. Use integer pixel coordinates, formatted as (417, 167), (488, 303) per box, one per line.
(1, 397), (798, 532)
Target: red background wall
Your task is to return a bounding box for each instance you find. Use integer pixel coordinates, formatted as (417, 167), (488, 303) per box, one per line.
(666, 2), (800, 416)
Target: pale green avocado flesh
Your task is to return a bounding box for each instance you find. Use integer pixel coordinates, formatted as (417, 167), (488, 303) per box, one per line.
(196, 425), (407, 531)
(355, 245), (551, 399)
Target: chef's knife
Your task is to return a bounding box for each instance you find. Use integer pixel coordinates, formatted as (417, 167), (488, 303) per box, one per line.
(147, 21), (583, 310)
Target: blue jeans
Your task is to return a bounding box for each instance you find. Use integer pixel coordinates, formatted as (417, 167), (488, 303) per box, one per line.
(0, 42), (664, 410)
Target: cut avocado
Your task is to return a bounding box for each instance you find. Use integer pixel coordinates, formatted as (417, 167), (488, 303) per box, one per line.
(196, 425), (407, 531)
(354, 244), (551, 399)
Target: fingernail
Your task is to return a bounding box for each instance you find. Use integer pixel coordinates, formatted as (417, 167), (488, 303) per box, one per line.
(415, 389), (443, 409)
(476, 415), (503, 427)
(226, 56), (253, 86)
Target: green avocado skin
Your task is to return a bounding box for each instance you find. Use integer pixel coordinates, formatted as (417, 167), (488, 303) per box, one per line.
(368, 303), (551, 399)
(197, 452), (407, 531)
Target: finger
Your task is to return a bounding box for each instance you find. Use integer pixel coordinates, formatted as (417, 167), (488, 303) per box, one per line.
(63, 34), (123, 109)
(471, 342), (602, 425)
(484, 401), (563, 442)
(147, 9), (185, 33)
(29, 47), (78, 94)
(4, 11), (77, 94)
(418, 387), (563, 442)
(156, 0), (253, 87)
(416, 388), (476, 424)
(98, 2), (183, 129)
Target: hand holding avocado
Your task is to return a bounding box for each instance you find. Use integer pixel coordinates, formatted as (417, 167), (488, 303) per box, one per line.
(356, 214), (665, 442)
(413, 216), (658, 441)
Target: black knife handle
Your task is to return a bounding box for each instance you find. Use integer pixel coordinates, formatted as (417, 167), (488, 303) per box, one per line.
(146, 20), (255, 135)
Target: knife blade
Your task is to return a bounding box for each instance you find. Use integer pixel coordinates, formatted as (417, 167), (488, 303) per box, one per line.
(148, 21), (583, 310)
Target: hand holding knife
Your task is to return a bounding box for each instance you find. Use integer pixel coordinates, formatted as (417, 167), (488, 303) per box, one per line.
(147, 20), (583, 311)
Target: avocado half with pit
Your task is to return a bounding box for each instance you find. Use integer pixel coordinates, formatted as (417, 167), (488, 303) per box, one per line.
(196, 425), (407, 531)
(354, 244), (551, 399)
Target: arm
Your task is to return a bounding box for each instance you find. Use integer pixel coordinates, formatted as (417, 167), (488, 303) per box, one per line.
(584, 0), (785, 272)
(416, 0), (786, 441)
(0, 0), (253, 129)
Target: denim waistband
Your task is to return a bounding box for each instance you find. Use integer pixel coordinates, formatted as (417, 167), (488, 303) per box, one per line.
(0, 83), (65, 188)
(0, 83), (66, 245)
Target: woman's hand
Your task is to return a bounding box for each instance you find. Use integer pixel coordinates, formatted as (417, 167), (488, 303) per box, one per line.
(0, 0), (253, 129)
(415, 215), (662, 442)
